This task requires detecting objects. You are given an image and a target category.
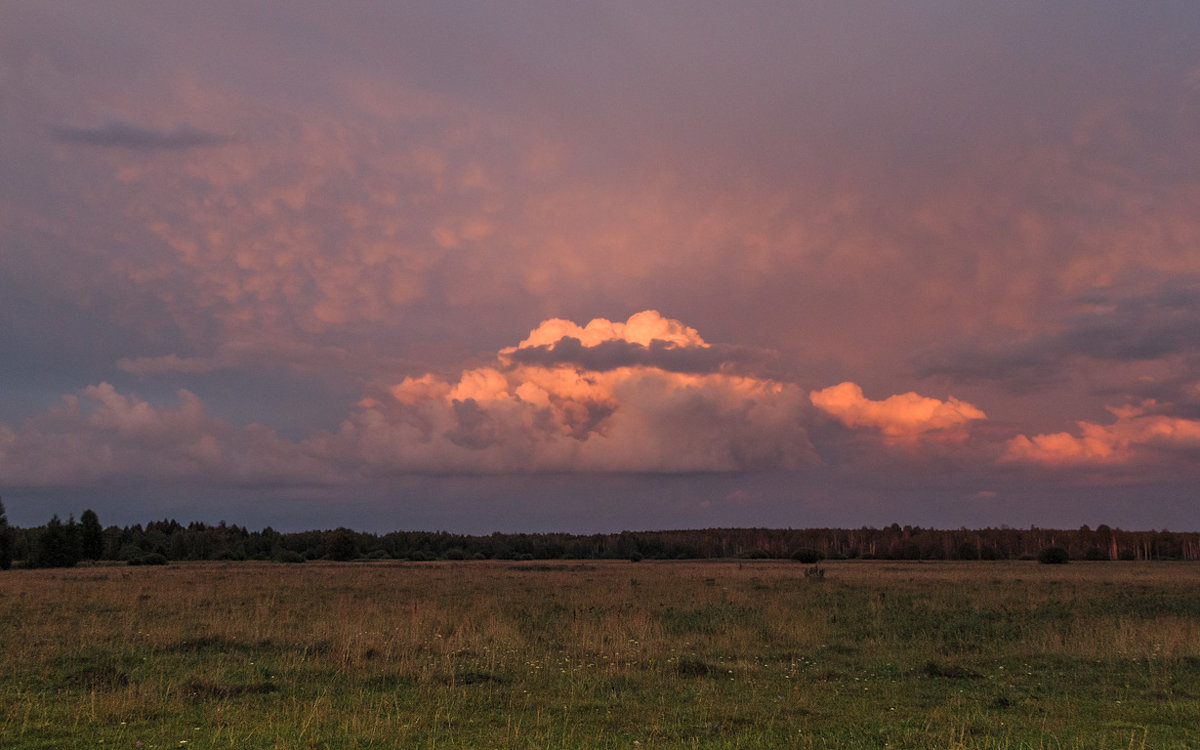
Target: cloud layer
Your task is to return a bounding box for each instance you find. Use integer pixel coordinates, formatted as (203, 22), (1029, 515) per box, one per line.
(3, 3), (1200, 529)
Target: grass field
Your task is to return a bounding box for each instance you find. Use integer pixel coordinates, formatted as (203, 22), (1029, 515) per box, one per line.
(2, 560), (1200, 749)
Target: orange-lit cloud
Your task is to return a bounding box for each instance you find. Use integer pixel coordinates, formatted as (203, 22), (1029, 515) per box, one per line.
(1004, 402), (1200, 466)
(311, 311), (816, 473)
(809, 381), (986, 443)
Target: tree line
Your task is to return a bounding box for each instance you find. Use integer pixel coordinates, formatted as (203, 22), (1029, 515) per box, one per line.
(2, 499), (1198, 568)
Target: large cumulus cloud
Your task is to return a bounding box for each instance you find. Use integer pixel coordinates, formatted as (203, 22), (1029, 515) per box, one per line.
(314, 311), (816, 473)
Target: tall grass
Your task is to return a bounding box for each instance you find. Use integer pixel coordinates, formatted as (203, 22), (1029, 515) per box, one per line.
(2, 560), (1199, 748)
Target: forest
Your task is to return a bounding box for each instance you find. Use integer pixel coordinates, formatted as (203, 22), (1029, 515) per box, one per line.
(2, 498), (1197, 568)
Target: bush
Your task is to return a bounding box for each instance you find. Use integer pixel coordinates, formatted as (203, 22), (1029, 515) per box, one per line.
(128, 552), (168, 566)
(1037, 546), (1070, 564)
(117, 544), (144, 562)
(791, 548), (824, 564)
(1084, 546), (1109, 561)
(275, 550), (305, 564)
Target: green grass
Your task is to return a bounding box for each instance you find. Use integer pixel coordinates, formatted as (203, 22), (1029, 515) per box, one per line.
(2, 560), (1199, 748)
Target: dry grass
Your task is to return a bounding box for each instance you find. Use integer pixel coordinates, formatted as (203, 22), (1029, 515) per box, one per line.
(2, 560), (1200, 748)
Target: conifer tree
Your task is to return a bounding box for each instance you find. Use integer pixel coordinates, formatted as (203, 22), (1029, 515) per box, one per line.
(80, 509), (104, 560)
(34, 514), (81, 568)
(64, 514), (83, 564)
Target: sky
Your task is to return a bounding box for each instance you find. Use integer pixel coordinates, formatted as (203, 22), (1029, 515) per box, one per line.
(2, 2), (1200, 532)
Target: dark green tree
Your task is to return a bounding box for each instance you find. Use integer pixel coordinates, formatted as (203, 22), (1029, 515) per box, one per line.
(34, 515), (71, 568)
(64, 515), (83, 564)
(325, 528), (358, 561)
(0, 497), (12, 570)
(80, 509), (104, 560)
(33, 514), (83, 568)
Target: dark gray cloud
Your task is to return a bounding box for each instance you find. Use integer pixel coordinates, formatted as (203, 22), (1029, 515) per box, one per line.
(49, 121), (231, 150)
(506, 336), (776, 376)
(916, 279), (1200, 392)
(1059, 283), (1200, 362)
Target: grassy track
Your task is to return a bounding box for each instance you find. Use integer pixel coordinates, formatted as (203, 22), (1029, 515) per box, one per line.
(2, 560), (1199, 748)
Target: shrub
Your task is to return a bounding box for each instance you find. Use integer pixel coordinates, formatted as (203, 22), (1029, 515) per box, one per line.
(1037, 546), (1070, 564)
(117, 544), (144, 562)
(1084, 546), (1109, 561)
(676, 658), (714, 677)
(129, 553), (168, 566)
(275, 550), (305, 564)
(791, 548), (824, 564)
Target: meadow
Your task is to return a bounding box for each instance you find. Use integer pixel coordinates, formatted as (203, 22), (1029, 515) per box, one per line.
(2, 560), (1199, 749)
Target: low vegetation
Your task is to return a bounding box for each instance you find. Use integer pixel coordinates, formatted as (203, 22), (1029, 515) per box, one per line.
(3, 560), (1199, 748)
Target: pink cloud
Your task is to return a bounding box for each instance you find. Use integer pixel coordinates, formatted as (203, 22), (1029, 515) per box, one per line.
(0, 384), (330, 487)
(809, 381), (986, 444)
(511, 311), (706, 350)
(1004, 402), (1200, 466)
